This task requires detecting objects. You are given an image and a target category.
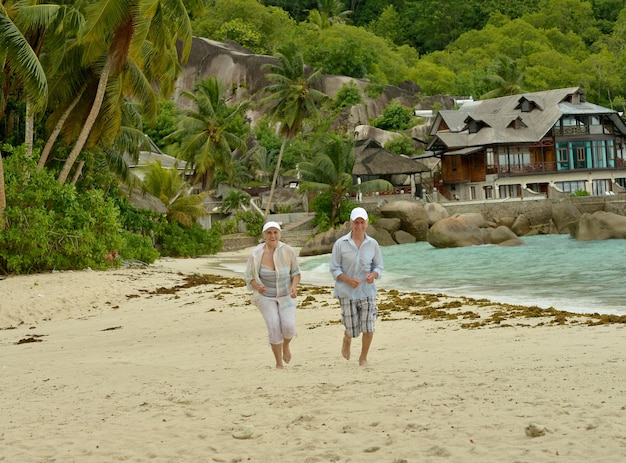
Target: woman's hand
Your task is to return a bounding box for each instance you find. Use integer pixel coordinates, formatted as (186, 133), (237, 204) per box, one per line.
(254, 282), (266, 295)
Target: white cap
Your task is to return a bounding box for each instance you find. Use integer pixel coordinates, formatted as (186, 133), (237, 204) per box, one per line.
(262, 221), (281, 233)
(350, 207), (368, 221)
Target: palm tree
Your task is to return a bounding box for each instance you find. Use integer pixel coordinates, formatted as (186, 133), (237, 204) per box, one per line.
(168, 76), (249, 191)
(260, 43), (327, 217)
(0, 1), (48, 229)
(297, 135), (392, 225)
(142, 161), (207, 227)
(481, 56), (526, 99)
(56, 0), (195, 184)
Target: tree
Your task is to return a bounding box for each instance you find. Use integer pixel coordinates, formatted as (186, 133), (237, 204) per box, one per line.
(142, 161), (207, 227)
(296, 134), (392, 225)
(0, 1), (48, 229)
(56, 0), (195, 184)
(169, 76), (249, 190)
(260, 43), (327, 217)
(481, 56), (527, 99)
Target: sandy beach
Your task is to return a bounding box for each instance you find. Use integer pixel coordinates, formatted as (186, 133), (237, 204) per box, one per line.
(1, 249), (625, 462)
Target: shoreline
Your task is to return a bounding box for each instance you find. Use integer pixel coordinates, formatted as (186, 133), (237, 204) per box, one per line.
(1, 251), (626, 461)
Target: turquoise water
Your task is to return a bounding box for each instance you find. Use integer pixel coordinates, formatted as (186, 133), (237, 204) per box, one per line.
(296, 234), (626, 315)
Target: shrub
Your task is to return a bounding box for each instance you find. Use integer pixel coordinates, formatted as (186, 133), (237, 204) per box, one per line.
(373, 100), (415, 131)
(119, 231), (160, 264)
(156, 222), (222, 257)
(235, 210), (264, 237)
(334, 81), (363, 110)
(0, 149), (124, 274)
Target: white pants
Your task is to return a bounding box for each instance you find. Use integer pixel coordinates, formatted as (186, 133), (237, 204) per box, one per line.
(256, 295), (297, 344)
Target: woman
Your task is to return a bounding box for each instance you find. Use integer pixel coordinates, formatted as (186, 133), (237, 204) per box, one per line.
(244, 221), (301, 369)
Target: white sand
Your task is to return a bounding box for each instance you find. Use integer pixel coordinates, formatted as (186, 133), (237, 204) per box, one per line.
(1, 250), (625, 462)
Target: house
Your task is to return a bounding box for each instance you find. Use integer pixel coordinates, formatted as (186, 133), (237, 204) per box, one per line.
(427, 87), (626, 200)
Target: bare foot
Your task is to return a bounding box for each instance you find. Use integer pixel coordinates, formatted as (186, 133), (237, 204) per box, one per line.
(275, 363), (284, 369)
(359, 358), (368, 367)
(342, 335), (351, 360)
(283, 345), (291, 364)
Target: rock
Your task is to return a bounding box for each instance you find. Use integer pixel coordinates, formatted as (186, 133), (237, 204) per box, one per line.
(299, 223), (349, 257)
(569, 211), (626, 240)
(525, 423), (552, 437)
(374, 217), (402, 234)
(496, 216), (515, 228)
(424, 202), (449, 226)
(367, 226), (396, 246)
(551, 202), (581, 233)
(259, 187), (306, 213)
(232, 424), (255, 439)
(427, 216), (484, 248)
(511, 213), (531, 236)
(456, 212), (489, 228)
(481, 226), (524, 246)
(380, 200), (429, 241)
(393, 230), (417, 244)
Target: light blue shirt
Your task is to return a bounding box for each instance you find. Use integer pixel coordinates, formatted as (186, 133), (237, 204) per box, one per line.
(330, 232), (383, 300)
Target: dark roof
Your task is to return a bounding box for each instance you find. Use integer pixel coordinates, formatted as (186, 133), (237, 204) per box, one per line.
(353, 139), (430, 176)
(428, 87), (626, 152)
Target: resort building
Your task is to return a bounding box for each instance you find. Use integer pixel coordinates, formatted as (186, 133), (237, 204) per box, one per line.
(426, 87), (626, 200)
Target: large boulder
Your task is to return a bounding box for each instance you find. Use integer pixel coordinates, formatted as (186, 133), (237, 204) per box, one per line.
(424, 202), (449, 226)
(427, 216), (484, 248)
(551, 202), (581, 233)
(260, 188), (305, 213)
(380, 200), (429, 241)
(482, 226), (524, 246)
(299, 223), (349, 257)
(374, 217), (402, 234)
(511, 214), (532, 236)
(367, 226), (396, 246)
(393, 230), (417, 244)
(457, 212), (489, 228)
(569, 211), (626, 240)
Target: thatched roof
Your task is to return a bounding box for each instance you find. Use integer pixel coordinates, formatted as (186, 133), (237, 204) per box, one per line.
(353, 139), (430, 176)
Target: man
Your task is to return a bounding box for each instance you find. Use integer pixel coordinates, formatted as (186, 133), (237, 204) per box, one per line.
(329, 207), (383, 366)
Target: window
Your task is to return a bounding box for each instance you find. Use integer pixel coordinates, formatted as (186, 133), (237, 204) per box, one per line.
(556, 181), (585, 194)
(593, 140), (607, 168)
(593, 179), (611, 196)
(498, 184), (521, 198)
(557, 144), (569, 170)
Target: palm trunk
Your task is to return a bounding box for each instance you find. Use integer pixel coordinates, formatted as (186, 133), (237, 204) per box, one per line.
(71, 160), (85, 184)
(57, 57), (113, 184)
(264, 136), (288, 218)
(38, 88), (85, 172)
(25, 102), (34, 157)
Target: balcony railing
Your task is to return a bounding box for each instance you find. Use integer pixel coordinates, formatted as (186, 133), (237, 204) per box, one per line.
(488, 162), (557, 176)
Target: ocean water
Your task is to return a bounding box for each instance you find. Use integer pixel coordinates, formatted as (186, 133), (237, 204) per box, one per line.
(296, 234), (626, 316)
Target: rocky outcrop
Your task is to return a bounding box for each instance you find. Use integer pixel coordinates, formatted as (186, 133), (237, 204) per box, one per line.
(424, 203), (449, 225)
(379, 200), (429, 241)
(569, 211), (626, 240)
(551, 202), (582, 233)
(299, 223), (350, 257)
(427, 216), (484, 248)
(482, 226), (525, 246)
(178, 37), (421, 130)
